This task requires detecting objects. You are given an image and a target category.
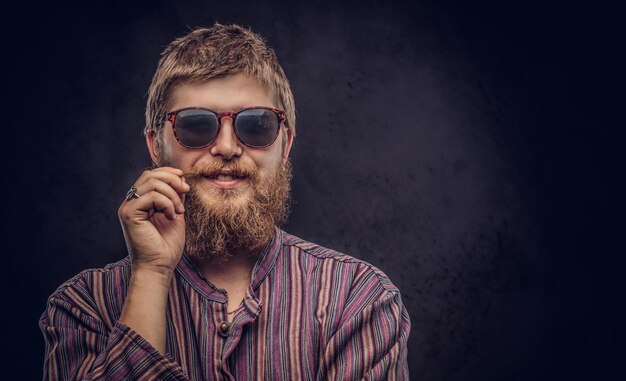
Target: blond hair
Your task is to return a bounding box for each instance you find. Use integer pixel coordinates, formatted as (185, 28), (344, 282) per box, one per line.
(144, 23), (296, 144)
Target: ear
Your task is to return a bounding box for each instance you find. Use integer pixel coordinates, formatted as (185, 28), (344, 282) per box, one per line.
(146, 130), (161, 166)
(281, 127), (294, 164)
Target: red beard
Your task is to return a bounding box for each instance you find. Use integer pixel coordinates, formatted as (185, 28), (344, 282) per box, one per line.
(181, 159), (292, 262)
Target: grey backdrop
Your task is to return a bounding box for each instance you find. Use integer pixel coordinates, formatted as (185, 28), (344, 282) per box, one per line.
(3, 0), (623, 380)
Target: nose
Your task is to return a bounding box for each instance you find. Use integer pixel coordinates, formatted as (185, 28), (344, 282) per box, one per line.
(209, 117), (243, 159)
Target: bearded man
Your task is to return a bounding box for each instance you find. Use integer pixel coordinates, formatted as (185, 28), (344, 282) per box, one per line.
(40, 24), (410, 380)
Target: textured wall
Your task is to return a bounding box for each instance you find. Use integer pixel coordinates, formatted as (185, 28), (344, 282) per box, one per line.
(4, 0), (623, 380)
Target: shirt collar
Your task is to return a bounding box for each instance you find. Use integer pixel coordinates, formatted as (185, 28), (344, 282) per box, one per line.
(249, 227), (284, 290)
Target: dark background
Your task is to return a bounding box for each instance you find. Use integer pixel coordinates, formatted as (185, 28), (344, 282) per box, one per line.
(2, 0), (623, 379)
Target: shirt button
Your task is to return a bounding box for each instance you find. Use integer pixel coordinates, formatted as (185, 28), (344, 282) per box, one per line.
(218, 321), (230, 337)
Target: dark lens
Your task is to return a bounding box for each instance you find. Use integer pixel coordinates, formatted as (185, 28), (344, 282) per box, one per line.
(174, 109), (219, 148)
(235, 108), (279, 147)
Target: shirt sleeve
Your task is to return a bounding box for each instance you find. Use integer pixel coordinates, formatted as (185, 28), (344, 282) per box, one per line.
(40, 283), (189, 381)
(316, 280), (411, 380)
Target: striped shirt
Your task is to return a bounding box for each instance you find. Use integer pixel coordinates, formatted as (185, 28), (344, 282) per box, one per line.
(40, 228), (411, 380)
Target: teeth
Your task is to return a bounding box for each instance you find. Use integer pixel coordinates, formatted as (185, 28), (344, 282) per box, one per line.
(217, 175), (234, 181)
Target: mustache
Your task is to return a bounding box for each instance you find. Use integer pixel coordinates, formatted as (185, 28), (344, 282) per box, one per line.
(182, 160), (259, 183)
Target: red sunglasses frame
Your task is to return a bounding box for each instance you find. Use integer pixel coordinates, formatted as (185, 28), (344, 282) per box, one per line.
(160, 106), (288, 149)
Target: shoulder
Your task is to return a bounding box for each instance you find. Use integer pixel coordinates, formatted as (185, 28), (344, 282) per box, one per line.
(277, 230), (409, 329)
(49, 257), (130, 301)
(52, 257), (130, 296)
(279, 230), (401, 295)
(41, 257), (132, 330)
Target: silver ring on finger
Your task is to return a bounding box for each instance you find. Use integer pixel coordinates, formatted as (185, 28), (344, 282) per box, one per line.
(125, 185), (141, 201)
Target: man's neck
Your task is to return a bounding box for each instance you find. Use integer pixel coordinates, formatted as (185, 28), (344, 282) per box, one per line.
(191, 252), (258, 292)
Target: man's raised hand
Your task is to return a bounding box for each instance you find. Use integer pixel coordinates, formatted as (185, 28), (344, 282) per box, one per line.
(118, 166), (190, 277)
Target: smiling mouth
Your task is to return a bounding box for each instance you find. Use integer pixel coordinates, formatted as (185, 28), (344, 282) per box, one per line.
(201, 171), (249, 189)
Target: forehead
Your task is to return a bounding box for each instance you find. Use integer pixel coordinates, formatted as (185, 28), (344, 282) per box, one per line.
(168, 74), (276, 112)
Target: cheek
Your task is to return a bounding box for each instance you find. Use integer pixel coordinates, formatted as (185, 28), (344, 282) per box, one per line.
(256, 148), (284, 172)
(160, 141), (202, 169)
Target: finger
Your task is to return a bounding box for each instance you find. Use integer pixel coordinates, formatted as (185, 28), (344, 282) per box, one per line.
(135, 168), (190, 195)
(131, 191), (179, 221)
(134, 178), (185, 214)
(148, 166), (184, 175)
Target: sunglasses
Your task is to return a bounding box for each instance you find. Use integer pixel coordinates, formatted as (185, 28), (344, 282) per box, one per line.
(161, 107), (288, 149)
